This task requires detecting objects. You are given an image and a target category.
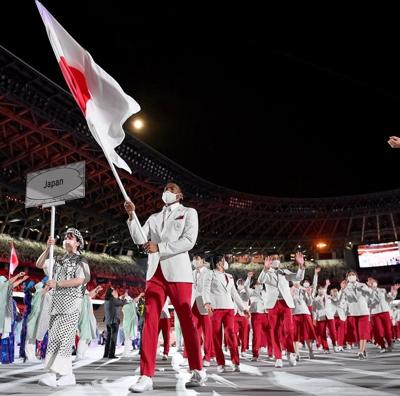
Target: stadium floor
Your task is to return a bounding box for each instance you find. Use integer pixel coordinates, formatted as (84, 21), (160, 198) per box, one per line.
(1, 344), (400, 395)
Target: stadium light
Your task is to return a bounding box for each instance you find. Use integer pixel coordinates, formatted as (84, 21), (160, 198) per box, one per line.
(132, 118), (144, 131)
(316, 242), (327, 249)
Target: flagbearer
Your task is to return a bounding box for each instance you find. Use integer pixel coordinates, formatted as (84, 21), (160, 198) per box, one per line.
(36, 228), (90, 387)
(125, 182), (206, 393)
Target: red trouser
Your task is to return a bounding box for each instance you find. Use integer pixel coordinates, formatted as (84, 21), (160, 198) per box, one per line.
(316, 319), (337, 350)
(140, 266), (202, 377)
(267, 300), (295, 359)
(192, 303), (214, 361)
(158, 318), (170, 355)
(371, 312), (392, 348)
(211, 309), (239, 366)
(251, 313), (269, 358)
(234, 314), (249, 353)
(334, 317), (346, 347)
(347, 315), (370, 341)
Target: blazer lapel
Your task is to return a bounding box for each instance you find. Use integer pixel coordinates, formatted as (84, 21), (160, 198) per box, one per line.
(215, 271), (228, 292)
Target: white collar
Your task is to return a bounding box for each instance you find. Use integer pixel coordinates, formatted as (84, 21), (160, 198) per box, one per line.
(164, 202), (180, 212)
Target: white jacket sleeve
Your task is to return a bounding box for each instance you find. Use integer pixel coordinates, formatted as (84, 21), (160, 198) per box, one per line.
(258, 269), (274, 285)
(284, 268), (305, 282)
(231, 284), (247, 312)
(202, 270), (213, 306)
(244, 277), (254, 296)
(127, 217), (150, 245)
(158, 208), (199, 258)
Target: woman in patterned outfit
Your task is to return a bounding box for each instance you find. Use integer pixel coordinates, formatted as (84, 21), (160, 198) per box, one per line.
(36, 228), (90, 387)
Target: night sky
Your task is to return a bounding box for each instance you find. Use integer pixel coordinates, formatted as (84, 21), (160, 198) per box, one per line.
(2, 2), (400, 198)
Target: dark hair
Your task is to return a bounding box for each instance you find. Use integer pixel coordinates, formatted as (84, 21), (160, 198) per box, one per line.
(209, 253), (224, 270)
(105, 287), (113, 301)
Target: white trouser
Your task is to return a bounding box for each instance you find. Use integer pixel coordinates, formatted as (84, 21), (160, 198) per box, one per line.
(25, 341), (39, 362)
(76, 339), (89, 360)
(123, 338), (133, 355)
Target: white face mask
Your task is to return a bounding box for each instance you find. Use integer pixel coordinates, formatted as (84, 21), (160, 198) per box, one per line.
(238, 285), (244, 291)
(318, 289), (326, 296)
(372, 282), (378, 288)
(63, 239), (76, 250)
(223, 260), (229, 270)
(162, 190), (178, 205)
(303, 282), (310, 288)
(255, 285), (262, 291)
(271, 260), (281, 269)
(347, 275), (357, 283)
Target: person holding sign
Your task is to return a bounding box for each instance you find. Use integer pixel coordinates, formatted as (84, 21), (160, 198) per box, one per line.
(36, 228), (90, 387)
(125, 182), (206, 393)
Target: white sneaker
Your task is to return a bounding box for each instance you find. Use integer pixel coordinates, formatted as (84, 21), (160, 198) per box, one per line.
(186, 369), (207, 387)
(217, 365), (225, 373)
(251, 356), (258, 362)
(129, 376), (153, 393)
(56, 373), (76, 387)
(240, 352), (247, 358)
(38, 373), (57, 387)
(275, 359), (283, 368)
(162, 354), (168, 360)
(379, 348), (386, 353)
(233, 364), (240, 372)
(203, 359), (210, 367)
(289, 353), (297, 366)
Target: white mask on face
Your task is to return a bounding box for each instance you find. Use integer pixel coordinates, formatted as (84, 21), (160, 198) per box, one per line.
(347, 275), (357, 283)
(255, 285), (262, 291)
(372, 282), (378, 288)
(63, 239), (76, 250)
(223, 260), (229, 270)
(162, 190), (178, 205)
(318, 289), (326, 296)
(271, 260), (281, 269)
(238, 285), (244, 291)
(303, 282), (310, 288)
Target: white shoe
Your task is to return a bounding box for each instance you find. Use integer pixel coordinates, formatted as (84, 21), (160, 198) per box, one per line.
(289, 353), (297, 366)
(240, 352), (247, 358)
(129, 376), (153, 393)
(217, 365), (226, 373)
(233, 364), (240, 372)
(186, 369), (207, 387)
(56, 373), (76, 387)
(162, 354), (168, 360)
(275, 359), (283, 368)
(38, 373), (57, 387)
(251, 356), (258, 362)
(203, 359), (210, 367)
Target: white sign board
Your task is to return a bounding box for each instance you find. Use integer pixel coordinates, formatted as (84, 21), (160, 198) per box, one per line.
(25, 161), (85, 208)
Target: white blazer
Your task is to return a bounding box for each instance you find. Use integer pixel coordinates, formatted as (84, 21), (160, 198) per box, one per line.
(341, 282), (371, 316)
(127, 203), (198, 282)
(370, 288), (394, 315)
(234, 287), (250, 316)
(312, 293), (334, 321)
(292, 287), (312, 315)
(191, 266), (211, 315)
(202, 270), (247, 311)
(329, 292), (347, 321)
(257, 268), (305, 309)
(244, 278), (267, 314)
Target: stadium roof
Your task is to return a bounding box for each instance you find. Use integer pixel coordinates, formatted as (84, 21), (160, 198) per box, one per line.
(2, 45), (400, 256)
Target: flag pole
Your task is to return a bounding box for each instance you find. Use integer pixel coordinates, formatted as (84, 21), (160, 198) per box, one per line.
(103, 153), (148, 245)
(48, 205), (56, 280)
